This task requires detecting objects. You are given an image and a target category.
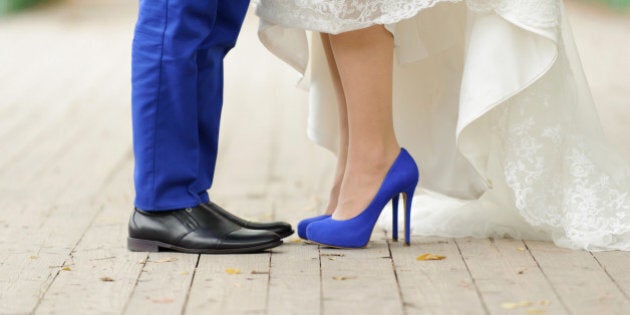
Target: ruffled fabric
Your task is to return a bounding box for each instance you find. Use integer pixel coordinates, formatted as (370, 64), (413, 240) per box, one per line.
(255, 0), (630, 251)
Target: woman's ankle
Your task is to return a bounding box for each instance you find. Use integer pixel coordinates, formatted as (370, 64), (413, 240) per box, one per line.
(347, 144), (400, 173)
(324, 180), (342, 215)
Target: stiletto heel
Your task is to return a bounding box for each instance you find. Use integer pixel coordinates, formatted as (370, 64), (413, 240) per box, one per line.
(403, 186), (416, 246)
(392, 195), (399, 242)
(306, 148), (419, 248)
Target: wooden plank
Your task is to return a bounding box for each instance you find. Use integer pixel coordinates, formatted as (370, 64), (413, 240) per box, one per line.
(0, 90), (129, 242)
(266, 242), (321, 315)
(124, 253), (199, 315)
(0, 11), (132, 170)
(319, 232), (404, 314)
(0, 8), (134, 308)
(0, 120), (131, 314)
(389, 236), (484, 314)
(526, 240), (630, 314)
(184, 251), (271, 314)
(183, 202), (273, 315)
(456, 238), (567, 314)
(0, 101), (131, 248)
(34, 161), (148, 314)
(266, 198), (322, 315)
(592, 251), (630, 300)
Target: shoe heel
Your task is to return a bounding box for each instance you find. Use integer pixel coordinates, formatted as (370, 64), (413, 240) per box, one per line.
(391, 195), (399, 242)
(403, 187), (416, 246)
(128, 237), (160, 252)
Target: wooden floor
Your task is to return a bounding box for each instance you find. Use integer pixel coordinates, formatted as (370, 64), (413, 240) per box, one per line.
(1, 1), (629, 314)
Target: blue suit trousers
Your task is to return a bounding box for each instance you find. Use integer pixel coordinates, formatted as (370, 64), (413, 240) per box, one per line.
(131, 0), (250, 210)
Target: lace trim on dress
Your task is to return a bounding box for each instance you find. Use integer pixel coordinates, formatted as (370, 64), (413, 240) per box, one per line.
(255, 0), (462, 34)
(254, 0), (560, 34)
(494, 53), (630, 250)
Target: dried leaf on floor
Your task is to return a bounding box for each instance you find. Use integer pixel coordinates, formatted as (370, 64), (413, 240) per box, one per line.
(61, 266), (71, 271)
(289, 238), (302, 243)
(500, 301), (533, 309)
(154, 257), (178, 263)
(332, 276), (356, 281)
(99, 276), (115, 282)
(321, 253), (345, 257)
(416, 253), (446, 261)
(517, 247), (527, 252)
(151, 297), (174, 304)
(251, 270), (269, 275)
(225, 268), (241, 275)
(138, 259), (147, 264)
(539, 300), (551, 306)
(90, 256), (116, 261)
(29, 255), (38, 260)
(180, 271), (189, 275)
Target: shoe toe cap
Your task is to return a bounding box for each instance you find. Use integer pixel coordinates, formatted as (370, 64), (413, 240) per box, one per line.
(298, 215), (331, 239)
(269, 222), (294, 238)
(222, 229), (281, 248)
(305, 220), (330, 243)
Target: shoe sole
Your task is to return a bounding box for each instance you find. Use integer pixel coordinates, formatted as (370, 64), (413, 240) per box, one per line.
(127, 237), (283, 254)
(306, 240), (367, 249)
(299, 238), (318, 245)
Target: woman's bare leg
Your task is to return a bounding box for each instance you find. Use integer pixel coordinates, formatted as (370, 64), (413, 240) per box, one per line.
(320, 33), (349, 215)
(328, 25), (400, 220)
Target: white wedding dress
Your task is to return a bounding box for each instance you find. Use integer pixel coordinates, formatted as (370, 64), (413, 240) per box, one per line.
(254, 0), (630, 251)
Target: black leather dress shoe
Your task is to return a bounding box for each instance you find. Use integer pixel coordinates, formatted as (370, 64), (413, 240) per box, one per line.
(202, 201), (294, 238)
(127, 206), (282, 254)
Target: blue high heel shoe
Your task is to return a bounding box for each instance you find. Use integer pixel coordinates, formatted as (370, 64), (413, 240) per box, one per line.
(297, 214), (331, 239)
(306, 148), (419, 248)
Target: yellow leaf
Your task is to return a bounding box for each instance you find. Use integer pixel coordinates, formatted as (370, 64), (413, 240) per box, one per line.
(29, 255), (38, 260)
(154, 257), (177, 263)
(61, 266), (71, 271)
(225, 268), (241, 275)
(517, 247), (526, 252)
(500, 303), (518, 310)
(416, 253), (446, 261)
(290, 238), (302, 243)
(500, 301), (533, 309)
(100, 276), (115, 282)
(539, 300), (551, 306)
